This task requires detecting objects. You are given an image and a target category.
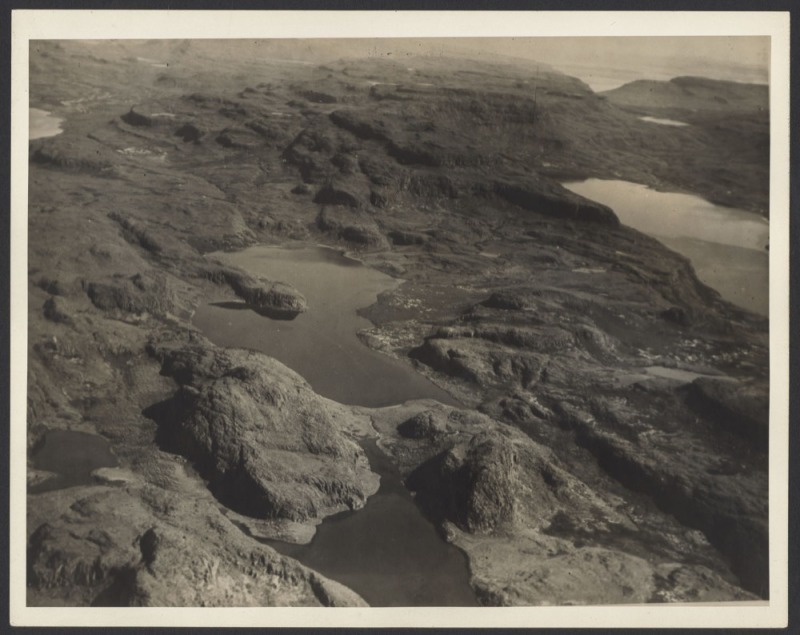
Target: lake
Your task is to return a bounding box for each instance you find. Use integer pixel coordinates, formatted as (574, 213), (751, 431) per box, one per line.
(264, 438), (478, 606)
(193, 244), (475, 606)
(563, 179), (769, 316)
(30, 107), (64, 140)
(193, 244), (459, 408)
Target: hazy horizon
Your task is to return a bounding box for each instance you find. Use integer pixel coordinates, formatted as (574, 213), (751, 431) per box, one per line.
(73, 36), (771, 92)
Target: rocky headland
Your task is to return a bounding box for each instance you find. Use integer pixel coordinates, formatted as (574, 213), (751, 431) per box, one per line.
(26, 41), (769, 606)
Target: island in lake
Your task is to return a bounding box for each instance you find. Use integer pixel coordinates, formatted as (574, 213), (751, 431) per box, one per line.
(25, 38), (770, 608)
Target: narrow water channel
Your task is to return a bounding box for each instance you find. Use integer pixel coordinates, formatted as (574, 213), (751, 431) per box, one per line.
(563, 179), (769, 316)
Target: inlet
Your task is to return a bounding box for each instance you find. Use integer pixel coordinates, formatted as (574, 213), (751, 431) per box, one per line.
(262, 438), (478, 606)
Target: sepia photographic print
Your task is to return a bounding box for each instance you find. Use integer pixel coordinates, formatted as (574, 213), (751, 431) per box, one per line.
(10, 10), (790, 629)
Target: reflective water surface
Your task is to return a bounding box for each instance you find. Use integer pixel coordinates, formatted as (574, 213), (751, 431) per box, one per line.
(264, 438), (478, 606)
(564, 179), (768, 316)
(194, 244), (459, 407)
(30, 429), (117, 494)
(30, 108), (64, 140)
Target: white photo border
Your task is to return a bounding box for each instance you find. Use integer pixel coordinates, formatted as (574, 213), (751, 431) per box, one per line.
(10, 9), (790, 629)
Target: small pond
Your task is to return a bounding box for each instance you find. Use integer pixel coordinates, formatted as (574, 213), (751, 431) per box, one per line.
(30, 429), (118, 494)
(563, 179), (769, 316)
(644, 365), (734, 383)
(30, 107), (64, 140)
(639, 115), (689, 127)
(193, 244), (459, 408)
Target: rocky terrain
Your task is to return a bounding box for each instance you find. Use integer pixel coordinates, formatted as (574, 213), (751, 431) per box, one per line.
(601, 76), (769, 214)
(26, 40), (769, 607)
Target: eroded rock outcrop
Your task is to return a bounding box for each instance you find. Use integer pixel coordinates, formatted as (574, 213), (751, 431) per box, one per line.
(316, 208), (389, 250)
(208, 266), (308, 318)
(313, 184), (361, 207)
(281, 128), (336, 182)
(174, 122), (205, 143)
(409, 432), (519, 533)
(27, 486), (367, 607)
(684, 377), (769, 447)
(216, 127), (263, 149)
(493, 178), (620, 225)
(84, 271), (180, 317)
(30, 138), (115, 174)
(121, 106), (153, 127)
(375, 402), (757, 605)
(146, 344), (379, 521)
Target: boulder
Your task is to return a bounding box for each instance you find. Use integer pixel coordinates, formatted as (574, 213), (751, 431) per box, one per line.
(121, 106), (152, 127)
(174, 123), (204, 143)
(313, 184), (361, 208)
(397, 410), (449, 440)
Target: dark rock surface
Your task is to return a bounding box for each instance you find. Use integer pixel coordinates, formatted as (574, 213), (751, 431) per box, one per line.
(316, 207), (389, 250)
(410, 431), (519, 533)
(493, 178), (619, 225)
(174, 123), (204, 143)
(313, 184), (361, 207)
(397, 410), (449, 440)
